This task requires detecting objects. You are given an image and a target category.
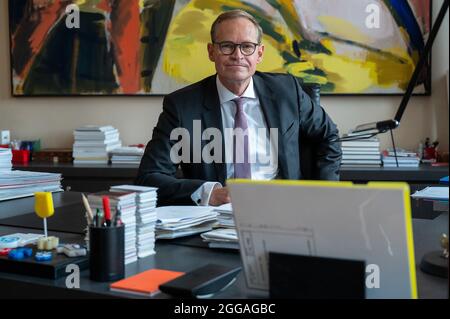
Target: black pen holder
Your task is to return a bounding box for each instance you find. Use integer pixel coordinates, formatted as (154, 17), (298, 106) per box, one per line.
(89, 225), (125, 282)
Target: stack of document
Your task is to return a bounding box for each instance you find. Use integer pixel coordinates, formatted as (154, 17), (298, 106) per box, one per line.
(411, 186), (449, 213)
(213, 203), (234, 228)
(0, 171), (63, 201)
(411, 187), (449, 201)
(382, 148), (420, 167)
(73, 125), (121, 164)
(0, 148), (12, 172)
(110, 185), (158, 258)
(201, 204), (239, 249)
(88, 191), (137, 264)
(201, 228), (239, 250)
(341, 137), (382, 167)
(155, 206), (218, 239)
(110, 147), (144, 165)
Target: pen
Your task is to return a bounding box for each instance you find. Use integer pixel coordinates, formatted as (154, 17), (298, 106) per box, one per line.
(102, 196), (111, 227)
(113, 208), (122, 227)
(81, 193), (94, 225)
(95, 208), (101, 228)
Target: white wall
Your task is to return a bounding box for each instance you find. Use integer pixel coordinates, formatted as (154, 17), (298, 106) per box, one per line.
(1, 1), (448, 152)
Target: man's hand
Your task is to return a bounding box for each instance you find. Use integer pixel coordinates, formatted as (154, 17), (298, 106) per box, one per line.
(209, 186), (231, 206)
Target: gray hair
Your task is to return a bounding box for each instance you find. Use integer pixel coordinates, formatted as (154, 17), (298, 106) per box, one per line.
(210, 9), (263, 43)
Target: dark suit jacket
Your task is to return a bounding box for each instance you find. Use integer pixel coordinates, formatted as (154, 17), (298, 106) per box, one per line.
(136, 72), (342, 205)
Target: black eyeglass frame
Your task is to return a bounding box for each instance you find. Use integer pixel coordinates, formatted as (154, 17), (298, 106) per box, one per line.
(212, 41), (261, 56)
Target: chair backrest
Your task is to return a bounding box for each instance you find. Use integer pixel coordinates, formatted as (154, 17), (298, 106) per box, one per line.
(299, 83), (321, 180)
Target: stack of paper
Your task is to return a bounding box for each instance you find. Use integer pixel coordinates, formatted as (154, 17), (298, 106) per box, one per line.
(0, 148), (12, 172)
(73, 125), (121, 164)
(155, 206), (218, 239)
(88, 191), (137, 264)
(110, 147), (144, 165)
(382, 148), (420, 167)
(341, 137), (382, 167)
(411, 186), (449, 213)
(214, 203), (235, 228)
(201, 228), (239, 250)
(110, 185), (158, 258)
(411, 187), (449, 201)
(0, 171), (63, 201)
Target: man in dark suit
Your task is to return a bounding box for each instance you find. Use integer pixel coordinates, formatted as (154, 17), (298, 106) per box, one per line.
(136, 10), (341, 206)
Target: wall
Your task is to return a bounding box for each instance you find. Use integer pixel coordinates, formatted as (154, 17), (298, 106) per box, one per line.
(1, 1), (448, 153)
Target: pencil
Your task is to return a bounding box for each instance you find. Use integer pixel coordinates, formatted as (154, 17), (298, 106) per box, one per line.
(81, 193), (94, 224)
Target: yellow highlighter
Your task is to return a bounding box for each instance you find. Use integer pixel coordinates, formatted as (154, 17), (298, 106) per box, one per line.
(34, 192), (55, 238)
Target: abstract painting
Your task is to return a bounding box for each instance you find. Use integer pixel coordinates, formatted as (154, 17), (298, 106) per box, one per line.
(9, 0), (431, 96)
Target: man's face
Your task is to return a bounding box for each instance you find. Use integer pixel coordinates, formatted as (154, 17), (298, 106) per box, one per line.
(208, 18), (264, 85)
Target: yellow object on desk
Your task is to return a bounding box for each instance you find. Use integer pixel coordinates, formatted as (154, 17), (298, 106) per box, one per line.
(34, 192), (55, 238)
(37, 236), (59, 250)
(34, 192), (54, 218)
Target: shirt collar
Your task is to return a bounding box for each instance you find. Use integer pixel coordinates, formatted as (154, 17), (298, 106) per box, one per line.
(216, 76), (256, 104)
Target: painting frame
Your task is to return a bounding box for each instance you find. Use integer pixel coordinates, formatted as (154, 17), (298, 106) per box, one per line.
(8, 0), (433, 97)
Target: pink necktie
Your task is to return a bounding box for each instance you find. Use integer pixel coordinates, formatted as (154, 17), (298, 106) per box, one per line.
(232, 97), (251, 178)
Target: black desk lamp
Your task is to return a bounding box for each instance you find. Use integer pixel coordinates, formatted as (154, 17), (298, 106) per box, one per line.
(346, 0), (450, 279)
(342, 0), (449, 166)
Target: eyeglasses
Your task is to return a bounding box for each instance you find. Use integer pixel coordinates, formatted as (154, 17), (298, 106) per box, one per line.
(213, 41), (260, 56)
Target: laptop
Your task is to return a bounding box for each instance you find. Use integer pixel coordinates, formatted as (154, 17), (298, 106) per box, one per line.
(227, 179), (417, 299)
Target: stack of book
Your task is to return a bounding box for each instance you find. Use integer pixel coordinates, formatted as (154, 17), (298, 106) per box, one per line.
(110, 185), (158, 258)
(110, 146), (144, 165)
(87, 191), (138, 264)
(0, 148), (12, 172)
(382, 148), (420, 167)
(0, 171), (62, 201)
(341, 137), (382, 167)
(73, 125), (121, 164)
(201, 228), (239, 250)
(155, 206), (218, 239)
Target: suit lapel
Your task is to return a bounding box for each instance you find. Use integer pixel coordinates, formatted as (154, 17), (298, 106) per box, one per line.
(202, 75), (227, 184)
(253, 73), (288, 179)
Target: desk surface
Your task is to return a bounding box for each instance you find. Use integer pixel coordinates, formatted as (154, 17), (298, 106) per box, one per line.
(0, 194), (448, 299)
(0, 225), (247, 299)
(0, 214), (448, 299)
(0, 192), (85, 234)
(14, 162), (449, 183)
(0, 192), (82, 220)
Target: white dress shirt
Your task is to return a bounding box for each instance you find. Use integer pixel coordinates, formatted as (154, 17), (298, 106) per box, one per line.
(191, 76), (278, 205)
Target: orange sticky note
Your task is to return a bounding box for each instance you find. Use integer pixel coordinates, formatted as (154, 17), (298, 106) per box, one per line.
(110, 269), (184, 297)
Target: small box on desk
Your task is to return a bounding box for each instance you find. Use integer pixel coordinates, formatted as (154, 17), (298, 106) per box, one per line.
(0, 246), (88, 279)
(12, 150), (30, 164)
